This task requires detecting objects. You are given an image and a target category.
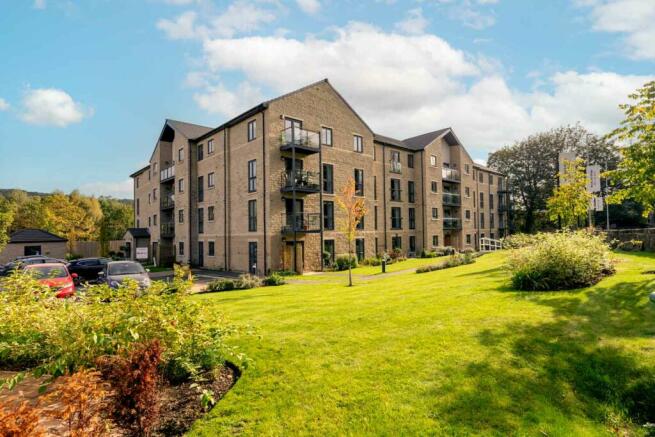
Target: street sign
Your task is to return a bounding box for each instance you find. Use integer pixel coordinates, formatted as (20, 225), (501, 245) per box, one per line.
(136, 247), (148, 260)
(586, 164), (601, 193)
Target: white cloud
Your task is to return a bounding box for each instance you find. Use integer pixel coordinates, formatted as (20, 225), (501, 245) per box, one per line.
(157, 1), (278, 40)
(186, 22), (653, 157)
(296, 0), (320, 14)
(394, 8), (429, 35)
(429, 0), (498, 29)
(79, 179), (133, 199)
(20, 88), (89, 127)
(0, 98), (9, 111)
(577, 0), (655, 59)
(33, 0), (46, 9)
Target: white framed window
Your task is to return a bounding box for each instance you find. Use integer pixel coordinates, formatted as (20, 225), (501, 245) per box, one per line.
(353, 135), (363, 153)
(178, 147), (184, 162)
(430, 155), (437, 166)
(178, 178), (184, 193)
(321, 127), (333, 146)
(248, 120), (256, 141)
(208, 139), (215, 154)
(208, 172), (215, 188)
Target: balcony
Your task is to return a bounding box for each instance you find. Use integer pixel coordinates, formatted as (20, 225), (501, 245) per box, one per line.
(498, 202), (509, 213)
(281, 170), (320, 194)
(160, 222), (175, 238)
(279, 127), (320, 155)
(442, 168), (461, 183)
(281, 212), (321, 234)
(442, 193), (461, 206)
(160, 196), (175, 210)
(497, 181), (509, 193)
(443, 217), (462, 230)
(390, 161), (402, 174)
(160, 166), (175, 183)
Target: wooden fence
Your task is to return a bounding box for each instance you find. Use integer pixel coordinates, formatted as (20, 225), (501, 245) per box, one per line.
(70, 240), (127, 258)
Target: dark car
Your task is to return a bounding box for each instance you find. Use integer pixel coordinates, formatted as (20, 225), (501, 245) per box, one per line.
(98, 261), (151, 289)
(0, 256), (66, 276)
(66, 257), (111, 282)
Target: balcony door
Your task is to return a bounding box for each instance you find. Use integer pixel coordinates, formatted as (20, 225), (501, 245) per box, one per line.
(285, 198), (304, 228)
(284, 157), (303, 173)
(284, 118), (302, 142)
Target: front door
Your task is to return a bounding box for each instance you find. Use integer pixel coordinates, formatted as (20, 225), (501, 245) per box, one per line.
(248, 242), (257, 274)
(198, 241), (204, 267)
(444, 233), (452, 247)
(283, 242), (304, 273)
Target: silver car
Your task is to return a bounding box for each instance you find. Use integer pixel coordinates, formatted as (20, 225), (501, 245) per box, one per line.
(99, 261), (151, 289)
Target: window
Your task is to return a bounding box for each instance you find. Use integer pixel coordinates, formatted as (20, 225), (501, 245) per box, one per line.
(479, 172), (483, 183)
(466, 234), (471, 244)
(321, 127), (333, 146)
(408, 154), (414, 168)
(248, 159), (257, 192)
(391, 150), (400, 162)
(391, 207), (402, 229)
(430, 155), (437, 166)
(198, 208), (204, 234)
(136, 219), (140, 227)
(208, 241), (215, 256)
(465, 186), (470, 197)
(179, 241), (184, 256)
(248, 200), (257, 232)
(432, 235), (439, 247)
(465, 164), (470, 174)
(473, 191), (476, 207)
(392, 236), (402, 250)
(432, 208), (439, 219)
(353, 135), (363, 153)
(197, 144), (204, 161)
(409, 236), (416, 254)
(208, 206), (215, 221)
(374, 176), (377, 200)
(489, 193), (494, 209)
(153, 214), (157, 226)
(136, 199), (140, 215)
(374, 205), (378, 230)
(198, 176), (204, 202)
(148, 169), (151, 180)
(247, 120), (256, 141)
(152, 188), (157, 200)
(323, 240), (335, 266)
(357, 214), (364, 230)
(479, 192), (484, 208)
(178, 209), (184, 224)
(148, 216), (151, 226)
(248, 242), (257, 273)
(390, 179), (401, 201)
(178, 147), (184, 162)
(153, 162), (157, 172)
(323, 201), (334, 230)
(323, 164), (334, 193)
(409, 208), (416, 229)
(354, 169), (364, 196)
(489, 174), (494, 185)
(208, 139), (215, 154)
(355, 238), (365, 261)
(136, 177), (140, 188)
(208, 172), (215, 188)
(178, 178), (184, 193)
(375, 238), (379, 255)
(408, 181), (415, 203)
(148, 193), (151, 204)
(465, 210), (471, 220)
(490, 213), (495, 228)
(491, 232), (495, 240)
(480, 212), (485, 228)
(431, 181), (438, 193)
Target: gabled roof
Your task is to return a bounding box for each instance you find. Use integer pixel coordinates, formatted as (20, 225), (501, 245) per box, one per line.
(125, 228), (150, 239)
(402, 128), (452, 150)
(9, 229), (67, 244)
(165, 119), (213, 140)
(373, 133), (406, 148)
(129, 164), (150, 178)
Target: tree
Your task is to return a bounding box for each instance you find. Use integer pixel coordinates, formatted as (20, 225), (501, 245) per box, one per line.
(488, 124), (619, 232)
(0, 198), (14, 252)
(335, 178), (367, 287)
(99, 198), (133, 255)
(547, 159), (592, 229)
(605, 81), (655, 217)
(43, 191), (101, 253)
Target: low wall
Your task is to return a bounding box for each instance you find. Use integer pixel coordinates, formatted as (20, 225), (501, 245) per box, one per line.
(605, 228), (655, 251)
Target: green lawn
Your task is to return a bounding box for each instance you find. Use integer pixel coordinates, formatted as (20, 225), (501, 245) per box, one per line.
(190, 251), (655, 436)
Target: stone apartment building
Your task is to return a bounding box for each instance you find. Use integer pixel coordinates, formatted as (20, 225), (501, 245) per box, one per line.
(130, 79), (509, 274)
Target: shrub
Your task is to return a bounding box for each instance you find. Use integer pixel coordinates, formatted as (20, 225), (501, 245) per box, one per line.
(420, 249), (438, 258)
(416, 253), (477, 273)
(501, 233), (544, 249)
(335, 254), (357, 271)
(616, 240), (644, 252)
(507, 231), (615, 291)
(460, 247), (476, 254)
(206, 279), (235, 292)
(98, 340), (162, 436)
(0, 401), (44, 437)
(263, 273), (286, 286)
(389, 248), (404, 260)
(360, 257), (381, 266)
(65, 253), (83, 261)
(272, 270), (296, 277)
(235, 274), (262, 289)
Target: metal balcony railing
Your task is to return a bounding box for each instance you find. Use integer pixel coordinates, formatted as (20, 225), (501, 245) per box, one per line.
(279, 127), (320, 154)
(160, 222), (175, 237)
(390, 161), (402, 174)
(160, 196), (175, 209)
(442, 168), (461, 182)
(281, 212), (321, 234)
(442, 193), (461, 206)
(281, 170), (320, 193)
(443, 217), (462, 230)
(160, 166), (175, 182)
(498, 202), (509, 212)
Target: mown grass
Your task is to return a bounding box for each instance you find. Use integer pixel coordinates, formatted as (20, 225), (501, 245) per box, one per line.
(190, 251), (655, 436)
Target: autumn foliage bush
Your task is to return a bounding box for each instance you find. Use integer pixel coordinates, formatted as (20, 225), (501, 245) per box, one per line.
(0, 401), (44, 437)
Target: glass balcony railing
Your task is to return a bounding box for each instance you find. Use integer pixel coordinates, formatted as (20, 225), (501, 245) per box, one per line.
(160, 222), (175, 237)
(443, 217), (461, 230)
(442, 193), (461, 206)
(279, 127), (320, 154)
(281, 212), (321, 234)
(160, 166), (175, 182)
(390, 161), (402, 174)
(281, 170), (320, 193)
(442, 168), (461, 182)
(160, 196), (175, 209)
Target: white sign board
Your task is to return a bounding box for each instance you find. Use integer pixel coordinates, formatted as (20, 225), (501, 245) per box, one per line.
(136, 247), (148, 260)
(586, 164), (601, 193)
(590, 196), (604, 212)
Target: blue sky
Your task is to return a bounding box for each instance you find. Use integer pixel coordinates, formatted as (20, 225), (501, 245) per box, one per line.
(0, 0), (653, 198)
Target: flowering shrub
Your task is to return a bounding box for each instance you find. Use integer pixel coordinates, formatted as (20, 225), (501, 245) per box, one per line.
(416, 253), (478, 273)
(507, 231), (615, 291)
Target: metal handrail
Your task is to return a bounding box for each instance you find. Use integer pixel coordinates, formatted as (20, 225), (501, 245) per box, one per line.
(281, 212), (321, 233)
(160, 166), (175, 182)
(442, 193), (461, 205)
(443, 217), (461, 229)
(390, 161), (402, 173)
(160, 222), (175, 237)
(160, 196), (175, 209)
(281, 170), (320, 191)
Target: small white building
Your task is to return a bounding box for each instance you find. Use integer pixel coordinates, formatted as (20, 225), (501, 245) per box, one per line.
(0, 229), (68, 264)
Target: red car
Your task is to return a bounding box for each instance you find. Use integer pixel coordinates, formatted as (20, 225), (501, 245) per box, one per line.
(24, 263), (77, 298)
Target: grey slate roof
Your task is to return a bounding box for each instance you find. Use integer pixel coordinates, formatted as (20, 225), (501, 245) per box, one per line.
(9, 229), (67, 244)
(402, 128), (451, 150)
(166, 119), (213, 140)
(126, 228), (150, 239)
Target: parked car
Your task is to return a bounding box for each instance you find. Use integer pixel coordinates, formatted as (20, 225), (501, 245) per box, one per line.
(98, 261), (151, 289)
(23, 263), (77, 298)
(66, 257), (111, 282)
(0, 256), (66, 276)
